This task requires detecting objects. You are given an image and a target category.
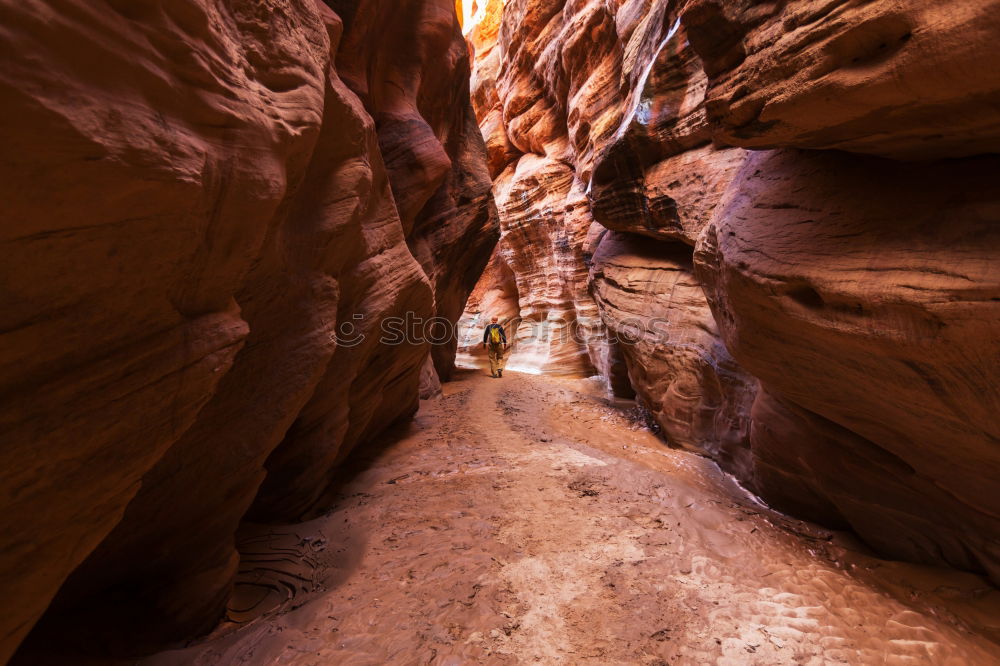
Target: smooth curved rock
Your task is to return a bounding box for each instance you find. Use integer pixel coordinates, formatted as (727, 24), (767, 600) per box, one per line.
(487, 155), (598, 375)
(469, 0), (1000, 589)
(3, 0), (494, 660)
(751, 386), (1000, 578)
(0, 1), (330, 659)
(461, 0), (754, 418)
(586, 2), (748, 246)
(591, 143), (747, 246)
(682, 0), (1000, 159)
(333, 0), (499, 383)
(591, 231), (755, 474)
(696, 148), (1000, 579)
(467, 0), (520, 178)
(16, 4), (439, 657)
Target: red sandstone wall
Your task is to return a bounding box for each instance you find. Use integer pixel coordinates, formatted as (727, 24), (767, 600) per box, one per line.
(463, 0), (1000, 585)
(0, 0), (496, 660)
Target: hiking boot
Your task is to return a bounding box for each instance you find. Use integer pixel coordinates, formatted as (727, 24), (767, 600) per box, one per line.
(498, 369), (503, 377)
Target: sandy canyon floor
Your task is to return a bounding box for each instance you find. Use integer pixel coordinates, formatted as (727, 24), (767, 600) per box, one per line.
(146, 370), (1000, 665)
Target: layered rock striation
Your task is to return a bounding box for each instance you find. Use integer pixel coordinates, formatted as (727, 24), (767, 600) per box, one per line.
(1, 0), (495, 661)
(590, 231), (754, 476)
(460, 0), (756, 457)
(685, 0), (1000, 581)
(457, 0), (611, 377)
(684, 0), (1000, 159)
(462, 0), (1000, 583)
(4, 0), (1000, 660)
(696, 148), (1000, 580)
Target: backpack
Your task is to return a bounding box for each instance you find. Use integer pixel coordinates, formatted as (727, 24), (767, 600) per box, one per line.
(489, 325), (502, 344)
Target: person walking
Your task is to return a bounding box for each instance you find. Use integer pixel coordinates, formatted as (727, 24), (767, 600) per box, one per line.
(483, 316), (508, 378)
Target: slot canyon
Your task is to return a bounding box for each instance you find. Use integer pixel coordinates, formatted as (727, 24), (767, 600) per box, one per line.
(1, 0), (999, 663)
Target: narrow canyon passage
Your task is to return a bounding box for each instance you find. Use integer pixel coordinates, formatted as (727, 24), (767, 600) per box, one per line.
(4, 0), (1000, 662)
(146, 370), (1000, 665)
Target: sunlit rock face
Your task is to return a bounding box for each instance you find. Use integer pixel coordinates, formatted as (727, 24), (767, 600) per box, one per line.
(465, 0), (517, 179)
(578, 1), (757, 455)
(458, 0), (611, 377)
(587, 1), (749, 248)
(461, 0), (754, 424)
(471, 0), (1000, 582)
(456, 246), (520, 371)
(2, 0), (494, 661)
(492, 156), (601, 375)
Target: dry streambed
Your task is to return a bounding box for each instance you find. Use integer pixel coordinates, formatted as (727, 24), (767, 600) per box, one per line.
(146, 370), (1000, 665)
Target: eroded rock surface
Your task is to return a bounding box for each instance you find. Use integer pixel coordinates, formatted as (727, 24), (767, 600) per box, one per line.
(683, 0), (1000, 158)
(591, 232), (755, 476)
(2, 0), (495, 660)
(332, 0), (498, 383)
(695, 148), (1000, 579)
(463, 0), (1000, 588)
(460, 0), (754, 445)
(250, 0), (498, 522)
(0, 1), (330, 658)
(456, 0), (611, 377)
(5, 0), (1000, 659)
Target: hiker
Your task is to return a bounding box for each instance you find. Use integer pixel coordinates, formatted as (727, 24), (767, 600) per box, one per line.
(482, 316), (508, 378)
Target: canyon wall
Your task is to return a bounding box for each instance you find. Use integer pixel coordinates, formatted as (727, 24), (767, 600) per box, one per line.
(460, 0), (757, 462)
(456, 0), (615, 378)
(463, 0), (1000, 583)
(0, 0), (495, 661)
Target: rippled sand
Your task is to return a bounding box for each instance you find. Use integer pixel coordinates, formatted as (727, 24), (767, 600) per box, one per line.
(145, 370), (1000, 665)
